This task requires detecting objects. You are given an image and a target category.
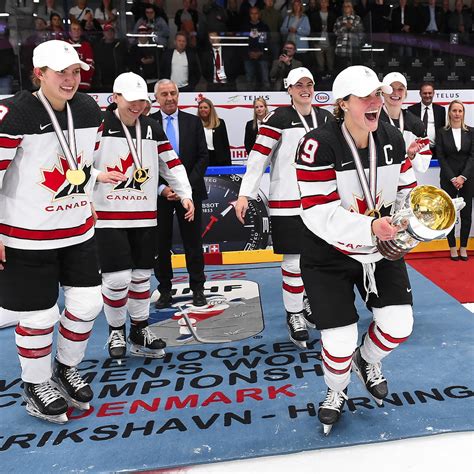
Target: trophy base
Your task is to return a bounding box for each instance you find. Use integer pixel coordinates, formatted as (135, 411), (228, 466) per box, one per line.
(376, 239), (412, 261)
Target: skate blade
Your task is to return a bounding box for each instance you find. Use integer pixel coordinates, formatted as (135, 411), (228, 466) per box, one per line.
(352, 363), (385, 406)
(322, 423), (333, 436)
(129, 345), (165, 359)
(25, 403), (68, 424)
(288, 333), (307, 350)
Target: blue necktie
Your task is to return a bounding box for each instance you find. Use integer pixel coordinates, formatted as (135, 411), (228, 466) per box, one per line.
(165, 115), (179, 155)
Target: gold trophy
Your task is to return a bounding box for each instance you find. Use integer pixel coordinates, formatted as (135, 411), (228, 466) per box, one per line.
(377, 185), (465, 261)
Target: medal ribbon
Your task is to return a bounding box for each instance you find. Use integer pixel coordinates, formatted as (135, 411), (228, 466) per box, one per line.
(341, 122), (378, 215)
(114, 109), (142, 171)
(293, 106), (317, 133)
(37, 89), (79, 171)
(383, 105), (404, 134)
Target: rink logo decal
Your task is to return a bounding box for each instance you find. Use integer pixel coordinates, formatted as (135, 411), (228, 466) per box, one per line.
(314, 93), (330, 103)
(149, 280), (264, 346)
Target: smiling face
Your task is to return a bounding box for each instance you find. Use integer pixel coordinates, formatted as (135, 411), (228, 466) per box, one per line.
(420, 84), (434, 106)
(288, 77), (314, 108)
(198, 101), (211, 120)
(383, 81), (406, 109)
(36, 64), (82, 110)
(343, 89), (384, 136)
(155, 82), (179, 115)
(114, 94), (148, 126)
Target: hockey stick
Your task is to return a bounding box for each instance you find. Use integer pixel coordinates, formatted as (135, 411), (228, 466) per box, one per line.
(176, 304), (232, 344)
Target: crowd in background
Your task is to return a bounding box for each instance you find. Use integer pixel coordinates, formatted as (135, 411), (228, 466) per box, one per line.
(0, 0), (473, 94)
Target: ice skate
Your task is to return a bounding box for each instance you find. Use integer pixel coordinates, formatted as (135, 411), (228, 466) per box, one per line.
(318, 387), (348, 436)
(23, 380), (69, 424)
(107, 325), (126, 363)
(352, 347), (388, 406)
(287, 311), (309, 349)
(303, 296), (316, 329)
(129, 321), (166, 358)
(52, 359), (93, 411)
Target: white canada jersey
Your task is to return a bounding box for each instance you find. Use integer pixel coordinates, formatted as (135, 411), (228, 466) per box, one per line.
(296, 120), (417, 263)
(0, 91), (103, 250)
(239, 105), (334, 217)
(93, 110), (192, 228)
(379, 108), (432, 173)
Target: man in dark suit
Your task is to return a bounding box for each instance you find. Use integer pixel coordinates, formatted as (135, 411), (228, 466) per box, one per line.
(152, 79), (209, 308)
(407, 82), (446, 154)
(160, 32), (201, 92)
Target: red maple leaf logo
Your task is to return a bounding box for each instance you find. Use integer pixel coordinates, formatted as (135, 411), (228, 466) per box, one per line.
(351, 193), (382, 215)
(40, 155), (70, 193)
(107, 152), (134, 174)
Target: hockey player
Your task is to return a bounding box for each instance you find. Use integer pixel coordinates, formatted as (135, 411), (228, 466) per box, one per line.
(295, 66), (425, 434)
(0, 40), (124, 423)
(235, 67), (334, 349)
(93, 72), (194, 360)
(380, 72), (432, 174)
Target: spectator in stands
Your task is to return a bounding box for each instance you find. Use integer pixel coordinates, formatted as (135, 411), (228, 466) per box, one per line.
(240, 0), (265, 20)
(67, 21), (95, 91)
(134, 4), (169, 47)
(35, 0), (65, 24)
(261, 0), (283, 60)
(380, 72), (431, 174)
(202, 1), (228, 33)
(153, 79), (208, 310)
(244, 97), (269, 154)
(197, 98), (231, 166)
(48, 12), (66, 40)
(132, 0), (168, 24)
(334, 1), (364, 69)
(69, 0), (93, 22)
(0, 25), (14, 95)
(93, 23), (128, 91)
(280, 0), (311, 61)
(160, 32), (201, 92)
(308, 0), (336, 74)
(5, 0), (34, 47)
(94, 0), (118, 28)
(390, 0), (416, 56)
(80, 10), (103, 45)
(269, 40), (302, 90)
(200, 32), (240, 91)
(422, 0), (444, 34)
(448, 0), (472, 43)
(175, 0), (199, 48)
(242, 7), (271, 90)
(25, 17), (51, 47)
(129, 24), (160, 90)
(226, 0), (243, 32)
(408, 82), (446, 153)
(441, 0), (452, 32)
(367, 0), (390, 33)
(436, 100), (473, 261)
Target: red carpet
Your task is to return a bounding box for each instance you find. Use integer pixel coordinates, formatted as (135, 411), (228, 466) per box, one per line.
(406, 251), (474, 303)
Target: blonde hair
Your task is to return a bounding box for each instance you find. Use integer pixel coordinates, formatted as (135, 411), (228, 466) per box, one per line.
(198, 98), (220, 129)
(445, 99), (469, 131)
(252, 97), (269, 130)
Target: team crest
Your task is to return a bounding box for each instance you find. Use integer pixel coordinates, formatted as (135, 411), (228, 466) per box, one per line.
(40, 152), (91, 200)
(351, 192), (393, 216)
(106, 152), (150, 190)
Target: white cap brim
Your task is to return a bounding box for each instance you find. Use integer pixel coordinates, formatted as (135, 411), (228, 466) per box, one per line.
(332, 66), (392, 100)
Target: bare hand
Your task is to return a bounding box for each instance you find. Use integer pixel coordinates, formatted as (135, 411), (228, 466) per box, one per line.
(182, 198), (195, 221)
(407, 139), (425, 159)
(97, 171), (127, 184)
(0, 240), (5, 270)
(235, 196), (248, 224)
(279, 54), (290, 65)
(162, 186), (180, 201)
(372, 216), (404, 241)
(452, 176), (465, 190)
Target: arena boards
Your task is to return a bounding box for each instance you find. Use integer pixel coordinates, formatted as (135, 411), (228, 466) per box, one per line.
(0, 263), (472, 472)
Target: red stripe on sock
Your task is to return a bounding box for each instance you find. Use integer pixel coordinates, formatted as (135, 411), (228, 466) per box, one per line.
(103, 295), (128, 307)
(322, 359), (351, 375)
(322, 346), (353, 364)
(17, 344), (52, 358)
(59, 324), (91, 342)
(281, 269), (301, 278)
(128, 290), (150, 300)
(282, 282), (304, 294)
(376, 324), (410, 344)
(15, 325), (54, 337)
(368, 322), (391, 351)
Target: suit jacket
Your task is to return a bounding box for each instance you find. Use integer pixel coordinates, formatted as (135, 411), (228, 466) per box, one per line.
(436, 126), (474, 181)
(152, 110), (209, 200)
(160, 48), (201, 89)
(407, 102), (446, 133)
(208, 120), (231, 166)
(200, 46), (240, 84)
(390, 6), (416, 33)
(421, 5), (445, 33)
(244, 119), (258, 155)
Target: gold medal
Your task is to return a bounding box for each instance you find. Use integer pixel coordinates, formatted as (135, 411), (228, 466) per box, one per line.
(133, 168), (149, 183)
(365, 208), (381, 218)
(66, 169), (86, 185)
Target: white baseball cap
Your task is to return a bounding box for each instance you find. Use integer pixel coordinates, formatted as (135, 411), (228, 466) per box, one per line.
(113, 72), (150, 102)
(332, 65), (392, 100)
(382, 72), (408, 89)
(284, 67), (314, 89)
(33, 40), (90, 71)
